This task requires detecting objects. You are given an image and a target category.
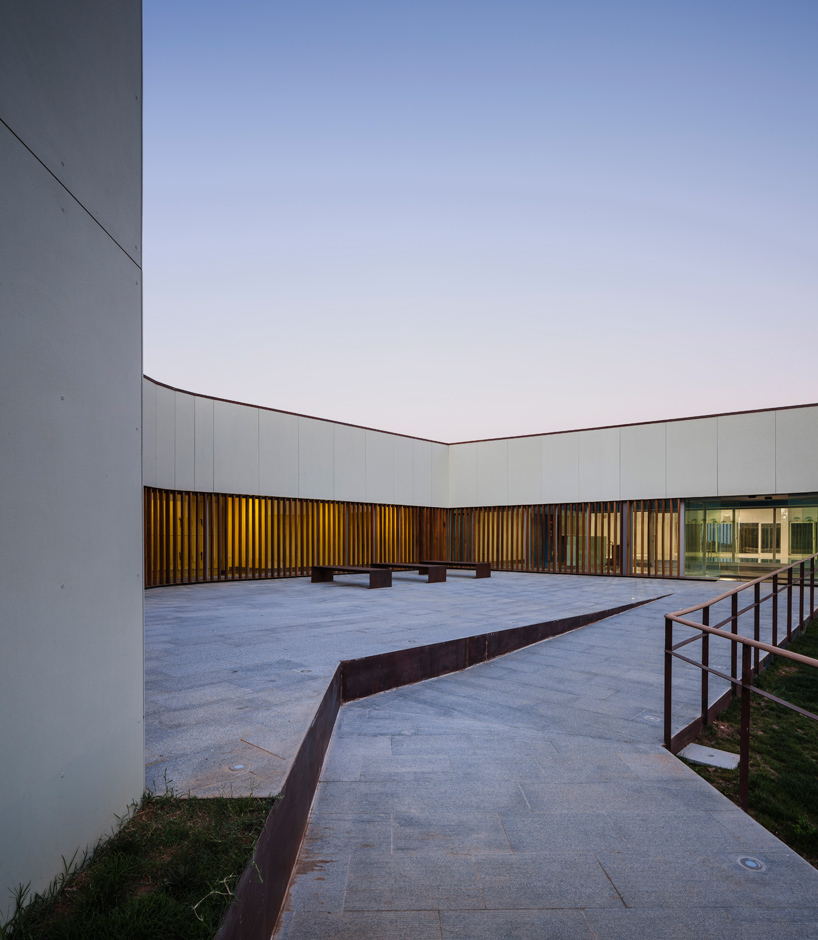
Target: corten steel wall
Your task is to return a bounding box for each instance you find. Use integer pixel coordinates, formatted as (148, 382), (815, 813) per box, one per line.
(0, 0), (143, 915)
(145, 488), (680, 587)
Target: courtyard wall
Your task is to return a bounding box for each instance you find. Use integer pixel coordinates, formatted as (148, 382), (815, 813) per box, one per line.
(0, 0), (144, 913)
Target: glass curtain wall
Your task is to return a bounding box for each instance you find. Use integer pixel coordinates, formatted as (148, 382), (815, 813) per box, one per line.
(684, 494), (818, 578)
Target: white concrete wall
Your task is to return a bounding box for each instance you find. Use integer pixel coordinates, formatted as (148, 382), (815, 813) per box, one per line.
(146, 378), (818, 507)
(0, 1), (143, 914)
(143, 377), (451, 507)
(776, 406), (818, 496)
(448, 406), (818, 506)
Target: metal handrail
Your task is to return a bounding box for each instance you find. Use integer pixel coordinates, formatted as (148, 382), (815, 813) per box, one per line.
(664, 551), (818, 810)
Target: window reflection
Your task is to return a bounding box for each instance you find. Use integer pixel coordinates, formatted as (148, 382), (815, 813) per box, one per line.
(684, 495), (818, 577)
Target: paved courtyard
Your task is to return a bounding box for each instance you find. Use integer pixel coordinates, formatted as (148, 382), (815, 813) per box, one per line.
(145, 571), (707, 796)
(146, 572), (818, 938)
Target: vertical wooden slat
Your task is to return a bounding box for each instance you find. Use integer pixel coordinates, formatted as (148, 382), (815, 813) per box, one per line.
(244, 496), (250, 579)
(157, 489), (164, 584)
(676, 498), (682, 577)
(189, 492), (195, 581)
(656, 500), (665, 577)
(289, 497), (294, 576)
(165, 489), (172, 584)
(277, 498), (283, 577)
(145, 487), (696, 588)
(145, 488), (152, 587)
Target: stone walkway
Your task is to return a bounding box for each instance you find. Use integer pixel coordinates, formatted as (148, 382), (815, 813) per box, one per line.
(145, 572), (818, 936)
(267, 582), (818, 940)
(145, 572), (717, 796)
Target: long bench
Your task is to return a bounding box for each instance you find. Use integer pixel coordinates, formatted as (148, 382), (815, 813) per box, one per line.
(311, 565), (392, 589)
(369, 563), (447, 583)
(419, 560), (491, 579)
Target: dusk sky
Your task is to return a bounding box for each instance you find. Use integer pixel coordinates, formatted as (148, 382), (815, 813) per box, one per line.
(142, 1), (817, 442)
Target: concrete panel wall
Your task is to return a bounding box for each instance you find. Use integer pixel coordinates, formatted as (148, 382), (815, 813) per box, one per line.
(154, 384), (175, 490)
(0, 2), (142, 265)
(144, 378), (818, 507)
(542, 432), (579, 504)
(718, 411), (776, 497)
(0, 1), (143, 912)
(142, 377), (156, 486)
(332, 423), (365, 503)
(297, 417), (333, 500)
(665, 418), (718, 499)
(258, 409), (297, 498)
(393, 436), (414, 506)
(776, 407), (818, 495)
(431, 443), (449, 508)
(620, 423), (666, 500)
(365, 430), (395, 505)
(174, 393), (195, 492)
(578, 428), (620, 502)
(448, 443), (477, 507)
(508, 436), (543, 505)
(413, 440), (433, 507)
(144, 378), (452, 507)
(476, 440), (509, 506)
(193, 396), (214, 492)
(213, 400), (259, 496)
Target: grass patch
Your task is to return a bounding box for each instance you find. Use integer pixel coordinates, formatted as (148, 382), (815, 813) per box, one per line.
(1, 787), (275, 940)
(681, 617), (818, 867)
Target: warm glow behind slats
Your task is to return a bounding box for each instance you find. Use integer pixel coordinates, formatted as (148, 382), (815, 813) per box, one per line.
(145, 489), (681, 587)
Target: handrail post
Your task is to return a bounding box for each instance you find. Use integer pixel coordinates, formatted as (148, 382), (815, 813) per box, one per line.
(772, 573), (779, 647)
(664, 616), (673, 750)
(739, 642), (752, 812)
(799, 561), (805, 632)
(787, 566), (793, 641)
(731, 592), (739, 695)
(811, 556), (815, 621)
(701, 606), (710, 727)
(753, 582), (760, 676)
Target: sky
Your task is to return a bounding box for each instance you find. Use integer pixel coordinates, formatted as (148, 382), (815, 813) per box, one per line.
(142, 1), (818, 442)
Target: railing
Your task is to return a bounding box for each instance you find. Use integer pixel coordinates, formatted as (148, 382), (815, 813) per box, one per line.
(664, 551), (818, 809)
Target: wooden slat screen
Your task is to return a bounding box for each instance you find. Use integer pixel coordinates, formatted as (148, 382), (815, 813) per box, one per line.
(144, 488), (682, 587)
(443, 500), (679, 578)
(144, 488), (449, 587)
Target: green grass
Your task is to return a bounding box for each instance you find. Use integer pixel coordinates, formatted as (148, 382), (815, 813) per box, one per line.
(681, 617), (818, 867)
(1, 788), (275, 940)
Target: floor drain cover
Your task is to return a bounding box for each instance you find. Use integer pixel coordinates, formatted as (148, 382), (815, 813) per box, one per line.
(739, 856), (764, 871)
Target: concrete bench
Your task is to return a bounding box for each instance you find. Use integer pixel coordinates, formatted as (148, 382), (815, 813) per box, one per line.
(311, 565), (392, 589)
(419, 560), (491, 579)
(369, 563), (447, 583)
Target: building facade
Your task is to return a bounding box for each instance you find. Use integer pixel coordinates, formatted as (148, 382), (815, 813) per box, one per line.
(4, 0), (817, 920)
(143, 376), (818, 585)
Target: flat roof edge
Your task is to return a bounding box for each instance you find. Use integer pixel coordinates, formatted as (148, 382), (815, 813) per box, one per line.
(452, 401), (818, 444)
(143, 376), (818, 447)
(142, 375), (448, 445)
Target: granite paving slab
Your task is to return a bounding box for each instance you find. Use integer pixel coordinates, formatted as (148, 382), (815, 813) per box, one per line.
(268, 575), (818, 939)
(146, 572), (719, 794)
